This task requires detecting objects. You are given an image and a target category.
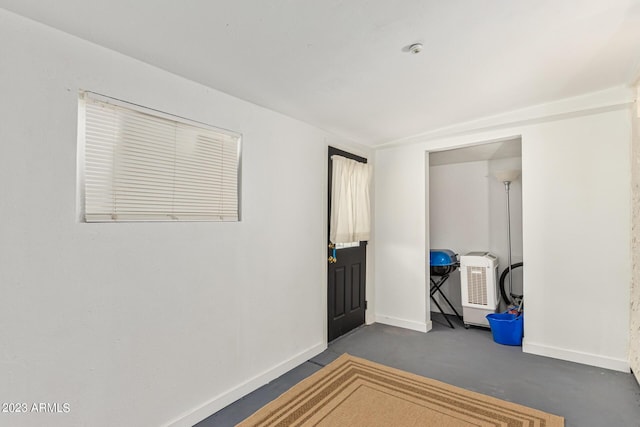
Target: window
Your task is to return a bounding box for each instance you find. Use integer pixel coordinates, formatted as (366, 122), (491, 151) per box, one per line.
(78, 92), (241, 222)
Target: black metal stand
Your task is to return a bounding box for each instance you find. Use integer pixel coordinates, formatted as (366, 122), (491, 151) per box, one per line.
(430, 273), (464, 329)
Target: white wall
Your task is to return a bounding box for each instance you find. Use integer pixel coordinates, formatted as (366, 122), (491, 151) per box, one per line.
(0, 10), (372, 427)
(521, 113), (630, 371)
(630, 85), (640, 383)
(375, 88), (632, 372)
(429, 160), (490, 314)
(374, 147), (430, 332)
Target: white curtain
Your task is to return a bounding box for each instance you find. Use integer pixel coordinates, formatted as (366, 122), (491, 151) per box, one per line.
(330, 155), (371, 243)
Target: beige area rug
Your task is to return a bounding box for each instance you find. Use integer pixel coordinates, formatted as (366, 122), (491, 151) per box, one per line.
(238, 353), (564, 427)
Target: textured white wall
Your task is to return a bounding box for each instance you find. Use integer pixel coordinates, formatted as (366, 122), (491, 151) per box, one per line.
(631, 88), (640, 384)
(375, 94), (632, 372)
(0, 10), (370, 427)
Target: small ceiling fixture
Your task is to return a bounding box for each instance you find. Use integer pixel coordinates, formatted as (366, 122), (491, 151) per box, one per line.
(408, 43), (423, 54)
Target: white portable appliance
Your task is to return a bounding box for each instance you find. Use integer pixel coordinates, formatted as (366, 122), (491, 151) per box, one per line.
(460, 252), (499, 328)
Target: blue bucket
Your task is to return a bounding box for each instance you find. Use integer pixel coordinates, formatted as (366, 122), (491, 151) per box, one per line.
(486, 312), (523, 346)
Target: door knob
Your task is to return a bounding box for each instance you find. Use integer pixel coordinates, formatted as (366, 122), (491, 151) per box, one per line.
(328, 256), (337, 264)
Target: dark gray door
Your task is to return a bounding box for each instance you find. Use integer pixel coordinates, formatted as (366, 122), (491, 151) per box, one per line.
(328, 146), (367, 342)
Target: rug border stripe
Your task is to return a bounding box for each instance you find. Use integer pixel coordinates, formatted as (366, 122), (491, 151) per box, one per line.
(237, 353), (564, 427)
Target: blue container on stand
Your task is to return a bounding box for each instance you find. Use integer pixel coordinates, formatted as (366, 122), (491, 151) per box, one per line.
(486, 312), (523, 346)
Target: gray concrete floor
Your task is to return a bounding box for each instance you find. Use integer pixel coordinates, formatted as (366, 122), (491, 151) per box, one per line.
(197, 315), (640, 427)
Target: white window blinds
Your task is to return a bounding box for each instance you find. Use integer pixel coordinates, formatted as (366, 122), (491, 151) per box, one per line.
(79, 92), (241, 222)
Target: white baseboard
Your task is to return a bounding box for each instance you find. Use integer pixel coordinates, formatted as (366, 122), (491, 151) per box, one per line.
(166, 342), (326, 427)
(523, 339), (630, 373)
(425, 320), (433, 332)
(375, 314), (430, 333)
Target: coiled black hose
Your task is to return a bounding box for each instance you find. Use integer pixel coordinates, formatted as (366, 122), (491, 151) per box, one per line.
(499, 262), (523, 305)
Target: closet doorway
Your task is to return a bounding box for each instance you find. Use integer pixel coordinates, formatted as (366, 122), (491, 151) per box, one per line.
(428, 138), (523, 327)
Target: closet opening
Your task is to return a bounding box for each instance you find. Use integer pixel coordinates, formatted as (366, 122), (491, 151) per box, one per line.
(427, 137), (523, 331)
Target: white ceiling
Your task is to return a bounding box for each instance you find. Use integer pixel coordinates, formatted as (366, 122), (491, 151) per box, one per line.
(429, 138), (522, 166)
(2, 0), (640, 146)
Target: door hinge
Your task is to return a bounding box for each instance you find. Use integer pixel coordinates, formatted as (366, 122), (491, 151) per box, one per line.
(365, 300), (368, 310)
